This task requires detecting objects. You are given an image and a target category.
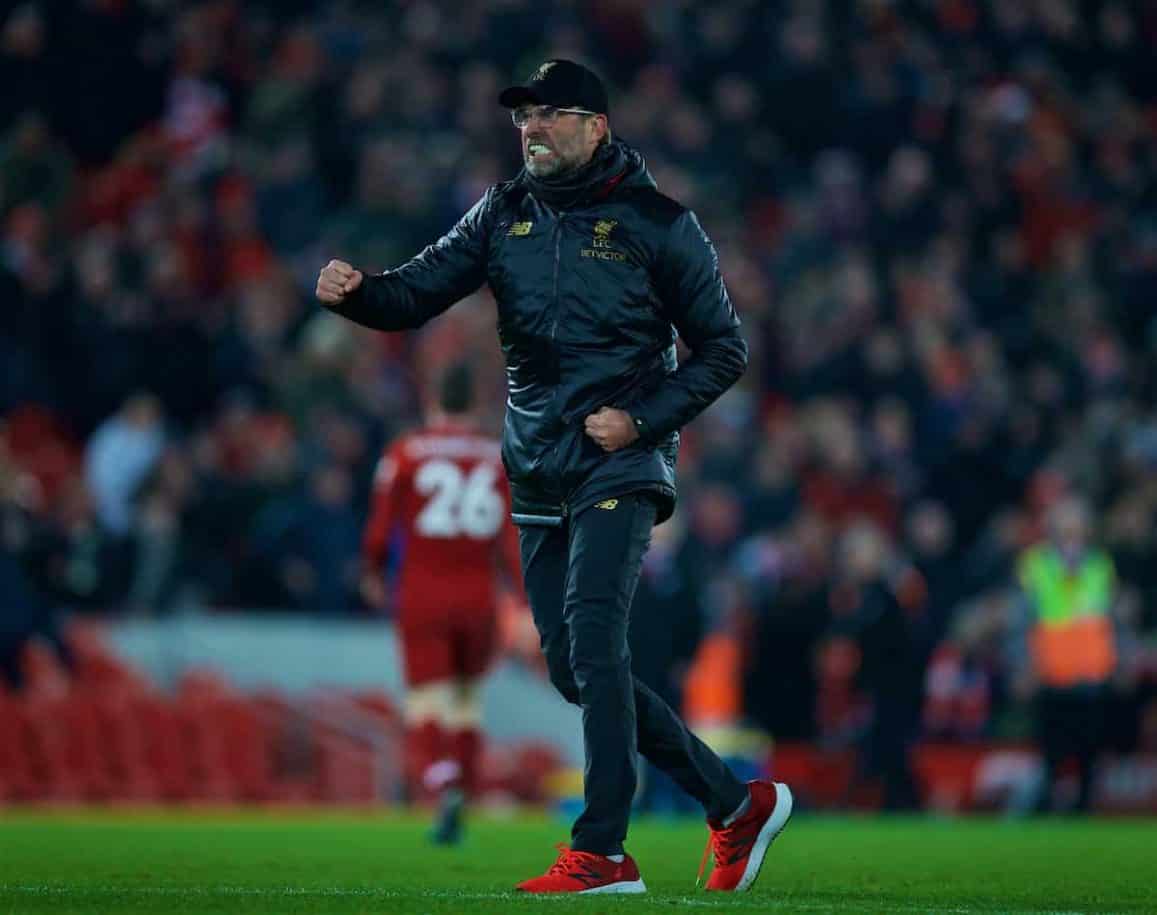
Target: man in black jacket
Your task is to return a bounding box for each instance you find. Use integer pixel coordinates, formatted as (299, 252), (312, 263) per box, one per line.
(316, 59), (791, 894)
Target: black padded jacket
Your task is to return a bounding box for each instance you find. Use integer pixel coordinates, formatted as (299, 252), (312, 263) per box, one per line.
(325, 141), (747, 526)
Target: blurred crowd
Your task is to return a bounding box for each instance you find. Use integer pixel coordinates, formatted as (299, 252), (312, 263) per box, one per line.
(3, 0), (1157, 772)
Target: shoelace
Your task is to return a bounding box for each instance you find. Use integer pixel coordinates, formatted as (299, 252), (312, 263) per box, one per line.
(547, 843), (592, 876)
(695, 821), (753, 889)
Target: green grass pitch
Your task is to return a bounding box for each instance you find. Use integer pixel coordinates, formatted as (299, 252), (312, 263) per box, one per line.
(0, 810), (1152, 914)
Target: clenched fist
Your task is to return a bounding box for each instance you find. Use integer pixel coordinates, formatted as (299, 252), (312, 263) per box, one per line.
(584, 407), (639, 453)
(316, 259), (364, 305)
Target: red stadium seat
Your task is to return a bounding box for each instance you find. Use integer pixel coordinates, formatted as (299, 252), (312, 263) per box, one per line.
(135, 694), (195, 801)
(351, 690), (400, 724)
(512, 742), (563, 803)
(19, 639), (71, 700)
(315, 735), (376, 804)
(63, 620), (151, 697)
(92, 692), (159, 801)
(177, 694), (240, 802)
(477, 743), (516, 798)
(177, 669), (235, 700)
(0, 693), (38, 801)
(248, 691), (317, 803)
(20, 695), (85, 802)
(217, 698), (276, 801)
(58, 694), (118, 800)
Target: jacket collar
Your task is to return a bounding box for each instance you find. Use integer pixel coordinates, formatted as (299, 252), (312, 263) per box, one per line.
(519, 139), (654, 210)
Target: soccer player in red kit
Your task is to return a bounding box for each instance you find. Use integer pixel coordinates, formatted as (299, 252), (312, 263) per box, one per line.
(361, 362), (523, 844)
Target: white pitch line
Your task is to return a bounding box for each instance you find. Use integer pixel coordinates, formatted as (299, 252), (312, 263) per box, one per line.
(0, 884), (1126, 914)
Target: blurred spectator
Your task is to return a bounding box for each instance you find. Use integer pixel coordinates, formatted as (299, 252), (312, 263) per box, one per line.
(290, 463), (361, 615)
(83, 393), (165, 536)
(0, 444), (69, 688)
(124, 447), (198, 615)
(1015, 497), (1118, 812)
(905, 501), (960, 641)
(830, 521), (925, 810)
(801, 403), (899, 534)
(741, 510), (832, 741)
(0, 112), (72, 217)
(25, 476), (132, 610)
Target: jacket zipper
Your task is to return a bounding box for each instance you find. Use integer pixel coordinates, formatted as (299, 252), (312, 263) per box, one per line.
(550, 213), (565, 345)
(550, 213), (567, 515)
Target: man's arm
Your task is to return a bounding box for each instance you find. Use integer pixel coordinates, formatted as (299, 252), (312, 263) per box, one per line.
(318, 190), (492, 331)
(360, 446), (406, 610)
(628, 210), (748, 442)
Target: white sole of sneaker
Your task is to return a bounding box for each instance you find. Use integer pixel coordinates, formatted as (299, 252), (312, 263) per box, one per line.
(578, 879), (647, 894)
(735, 781), (793, 892)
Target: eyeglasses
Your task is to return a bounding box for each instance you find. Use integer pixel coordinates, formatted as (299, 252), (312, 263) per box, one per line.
(511, 105), (598, 128)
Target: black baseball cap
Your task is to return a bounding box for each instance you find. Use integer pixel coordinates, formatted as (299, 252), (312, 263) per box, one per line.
(498, 59), (609, 115)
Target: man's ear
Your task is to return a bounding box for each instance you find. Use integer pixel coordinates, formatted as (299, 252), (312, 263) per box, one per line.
(591, 114), (609, 144)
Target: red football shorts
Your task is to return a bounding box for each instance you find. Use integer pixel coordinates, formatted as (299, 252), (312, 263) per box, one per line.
(399, 612), (498, 687)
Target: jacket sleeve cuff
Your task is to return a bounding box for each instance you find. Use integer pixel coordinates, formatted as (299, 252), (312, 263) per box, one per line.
(344, 267), (373, 307)
(324, 269), (375, 323)
(630, 412), (658, 446)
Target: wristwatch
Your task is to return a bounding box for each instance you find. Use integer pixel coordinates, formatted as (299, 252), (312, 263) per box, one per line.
(632, 415), (653, 443)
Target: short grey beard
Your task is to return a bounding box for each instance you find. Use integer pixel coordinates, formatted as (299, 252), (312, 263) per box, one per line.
(525, 152), (582, 178)
(524, 157), (557, 178)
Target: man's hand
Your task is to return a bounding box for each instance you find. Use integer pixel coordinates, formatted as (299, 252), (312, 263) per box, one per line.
(316, 259), (364, 305)
(360, 571), (389, 611)
(583, 407), (639, 453)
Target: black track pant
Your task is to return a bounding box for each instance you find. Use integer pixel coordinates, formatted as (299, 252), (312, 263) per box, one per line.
(1037, 686), (1106, 812)
(518, 493), (746, 855)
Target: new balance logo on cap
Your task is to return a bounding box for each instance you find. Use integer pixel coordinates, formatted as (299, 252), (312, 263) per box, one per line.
(594, 499), (618, 510)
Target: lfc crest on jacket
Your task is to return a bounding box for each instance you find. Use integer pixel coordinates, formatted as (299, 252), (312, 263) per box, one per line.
(582, 219), (626, 262)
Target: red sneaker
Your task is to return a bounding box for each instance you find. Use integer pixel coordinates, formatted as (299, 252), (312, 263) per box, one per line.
(516, 844), (646, 894)
(699, 780), (793, 892)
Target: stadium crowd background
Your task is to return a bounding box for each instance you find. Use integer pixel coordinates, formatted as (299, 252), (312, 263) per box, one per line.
(3, 0), (1157, 783)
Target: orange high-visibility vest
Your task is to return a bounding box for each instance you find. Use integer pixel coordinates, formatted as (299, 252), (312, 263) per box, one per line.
(1018, 545), (1116, 687)
(683, 632), (743, 727)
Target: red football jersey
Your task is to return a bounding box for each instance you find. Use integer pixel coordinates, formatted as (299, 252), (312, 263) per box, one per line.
(362, 422), (521, 623)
